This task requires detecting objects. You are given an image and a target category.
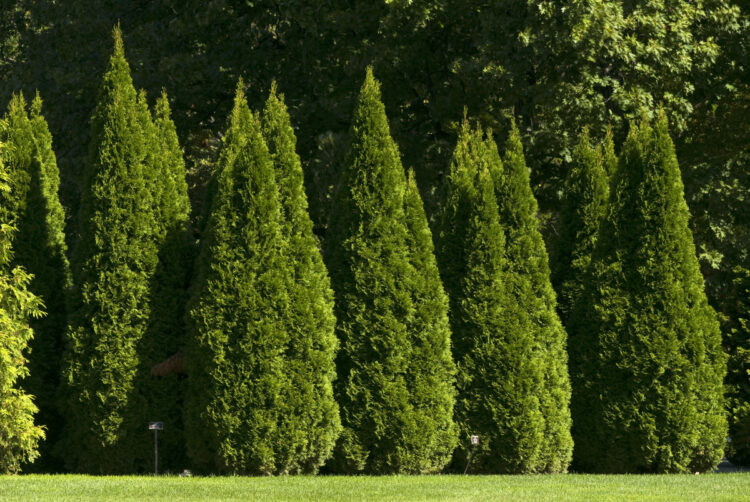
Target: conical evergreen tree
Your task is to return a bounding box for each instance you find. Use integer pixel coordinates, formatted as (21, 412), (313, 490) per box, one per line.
(726, 267), (750, 465)
(437, 122), (544, 473)
(602, 128), (618, 179)
(198, 80), (252, 235)
(129, 91), (193, 472)
(551, 129), (609, 326)
(0, 141), (45, 474)
(185, 108), (295, 474)
(495, 122), (572, 472)
(570, 114), (727, 473)
(325, 68), (456, 474)
(401, 169), (457, 473)
(1, 93), (70, 471)
(260, 85), (340, 473)
(60, 26), (159, 473)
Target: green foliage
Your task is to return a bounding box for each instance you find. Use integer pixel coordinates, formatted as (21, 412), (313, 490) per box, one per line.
(602, 129), (618, 179)
(129, 90), (193, 472)
(325, 69), (456, 474)
(60, 27), (159, 473)
(260, 85), (340, 473)
(726, 262), (750, 465)
(551, 129), (610, 326)
(0, 142), (45, 474)
(401, 168), (457, 473)
(570, 114), (727, 473)
(185, 93), (309, 474)
(678, 7), (750, 461)
(496, 122), (572, 473)
(437, 122), (545, 473)
(0, 92), (70, 471)
(198, 79), (252, 236)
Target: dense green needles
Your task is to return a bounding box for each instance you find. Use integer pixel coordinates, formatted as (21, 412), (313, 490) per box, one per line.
(569, 115), (727, 473)
(325, 69), (456, 474)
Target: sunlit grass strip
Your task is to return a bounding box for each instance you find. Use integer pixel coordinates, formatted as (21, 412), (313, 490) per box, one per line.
(0, 474), (748, 502)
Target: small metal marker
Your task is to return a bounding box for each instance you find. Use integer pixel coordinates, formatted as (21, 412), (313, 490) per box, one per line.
(148, 421), (164, 475)
(464, 435), (479, 474)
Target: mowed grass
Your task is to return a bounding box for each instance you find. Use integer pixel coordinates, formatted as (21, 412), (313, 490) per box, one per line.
(0, 474), (748, 501)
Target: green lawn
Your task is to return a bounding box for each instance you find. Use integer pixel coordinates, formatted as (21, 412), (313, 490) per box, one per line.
(0, 474), (748, 501)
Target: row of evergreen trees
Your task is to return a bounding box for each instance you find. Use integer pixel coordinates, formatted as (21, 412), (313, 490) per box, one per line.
(0, 28), (729, 474)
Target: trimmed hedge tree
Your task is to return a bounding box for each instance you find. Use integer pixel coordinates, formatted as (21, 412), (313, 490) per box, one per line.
(496, 122), (573, 473)
(325, 68), (456, 474)
(0, 142), (45, 474)
(260, 84), (340, 473)
(1, 93), (70, 471)
(60, 27), (159, 473)
(438, 122), (545, 473)
(570, 114), (727, 473)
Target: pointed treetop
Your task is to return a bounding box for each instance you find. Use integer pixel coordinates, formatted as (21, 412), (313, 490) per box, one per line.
(351, 67), (387, 132)
(499, 117), (537, 227)
(30, 91), (43, 117)
(227, 80), (252, 137)
(156, 89), (171, 116)
(112, 23), (124, 56)
(364, 66), (377, 91)
(503, 118), (525, 167)
(8, 90), (26, 113)
(234, 78), (246, 108)
(603, 127), (617, 177)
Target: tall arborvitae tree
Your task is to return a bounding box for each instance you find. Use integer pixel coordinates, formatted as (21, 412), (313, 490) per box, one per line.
(437, 122), (544, 473)
(401, 168), (457, 473)
(260, 85), (340, 473)
(130, 91), (193, 472)
(324, 68), (456, 474)
(496, 122), (573, 472)
(570, 114), (727, 473)
(727, 266), (750, 465)
(185, 106), (294, 475)
(1, 93), (70, 471)
(198, 79), (252, 235)
(551, 129), (609, 326)
(602, 128), (618, 178)
(60, 27), (159, 473)
(0, 141), (45, 474)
